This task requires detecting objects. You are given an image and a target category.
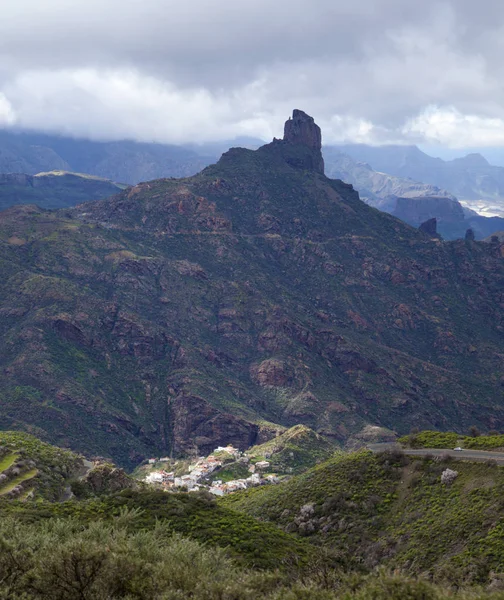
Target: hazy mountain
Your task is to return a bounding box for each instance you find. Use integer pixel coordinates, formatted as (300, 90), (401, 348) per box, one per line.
(322, 147), (504, 239)
(3, 128), (504, 240)
(0, 171), (126, 211)
(0, 111), (503, 467)
(334, 143), (504, 217)
(0, 130), (217, 184)
(323, 147), (455, 208)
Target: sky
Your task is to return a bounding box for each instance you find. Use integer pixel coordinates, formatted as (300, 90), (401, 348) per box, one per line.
(1, 0), (504, 150)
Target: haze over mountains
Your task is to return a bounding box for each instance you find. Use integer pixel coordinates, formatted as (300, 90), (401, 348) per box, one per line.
(0, 130), (267, 184)
(0, 110), (503, 466)
(2, 127), (504, 240)
(336, 143), (504, 218)
(323, 147), (504, 239)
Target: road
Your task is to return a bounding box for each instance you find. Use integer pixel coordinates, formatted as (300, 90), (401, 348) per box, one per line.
(367, 443), (504, 465)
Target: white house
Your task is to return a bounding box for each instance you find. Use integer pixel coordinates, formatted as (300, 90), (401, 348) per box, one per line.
(145, 472), (164, 484)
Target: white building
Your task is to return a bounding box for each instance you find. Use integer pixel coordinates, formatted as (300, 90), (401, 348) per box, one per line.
(145, 472), (164, 484)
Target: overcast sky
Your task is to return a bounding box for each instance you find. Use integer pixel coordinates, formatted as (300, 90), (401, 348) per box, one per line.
(1, 0), (504, 148)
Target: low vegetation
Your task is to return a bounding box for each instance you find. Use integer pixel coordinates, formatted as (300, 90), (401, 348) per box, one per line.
(223, 449), (504, 584)
(0, 433), (504, 596)
(1, 489), (313, 570)
(2, 513), (504, 599)
(247, 424), (336, 474)
(0, 432), (83, 500)
(400, 430), (504, 450)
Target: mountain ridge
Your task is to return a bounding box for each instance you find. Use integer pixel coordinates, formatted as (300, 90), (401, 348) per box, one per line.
(0, 110), (503, 467)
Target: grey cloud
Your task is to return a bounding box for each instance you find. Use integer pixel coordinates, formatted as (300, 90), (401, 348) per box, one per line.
(1, 0), (504, 146)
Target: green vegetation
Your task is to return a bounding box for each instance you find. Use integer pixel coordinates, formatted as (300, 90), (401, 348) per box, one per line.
(399, 430), (460, 449)
(0, 433), (503, 596)
(247, 424), (336, 474)
(0, 432), (83, 500)
(1, 489), (312, 570)
(465, 436), (504, 450)
(223, 449), (504, 584)
(0, 468), (38, 496)
(210, 461), (251, 482)
(400, 430), (504, 450)
(0, 452), (19, 473)
(3, 514), (503, 600)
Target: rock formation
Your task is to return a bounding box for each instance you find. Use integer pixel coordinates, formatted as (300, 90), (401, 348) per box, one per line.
(283, 109), (325, 174)
(419, 217), (438, 237)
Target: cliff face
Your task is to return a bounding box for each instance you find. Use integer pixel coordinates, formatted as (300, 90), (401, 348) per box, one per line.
(282, 109), (325, 174)
(0, 111), (503, 467)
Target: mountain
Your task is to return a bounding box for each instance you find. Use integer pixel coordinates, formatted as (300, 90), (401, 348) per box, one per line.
(245, 424), (335, 474)
(3, 128), (504, 239)
(0, 110), (503, 467)
(0, 171), (126, 211)
(323, 146), (456, 208)
(334, 143), (504, 217)
(323, 147), (504, 239)
(0, 129), (217, 184)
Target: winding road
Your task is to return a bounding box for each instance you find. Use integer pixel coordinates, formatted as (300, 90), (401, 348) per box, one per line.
(367, 443), (504, 465)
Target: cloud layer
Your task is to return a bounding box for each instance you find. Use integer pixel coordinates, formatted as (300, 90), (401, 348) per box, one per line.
(1, 0), (504, 146)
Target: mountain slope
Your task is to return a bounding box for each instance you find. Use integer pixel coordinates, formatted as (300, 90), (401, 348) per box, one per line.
(0, 110), (503, 467)
(0, 171), (126, 211)
(0, 431), (84, 500)
(0, 130), (216, 183)
(222, 449), (504, 583)
(323, 147), (504, 239)
(335, 143), (504, 217)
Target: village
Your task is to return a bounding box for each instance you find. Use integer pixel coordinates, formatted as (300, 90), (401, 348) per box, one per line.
(142, 444), (281, 496)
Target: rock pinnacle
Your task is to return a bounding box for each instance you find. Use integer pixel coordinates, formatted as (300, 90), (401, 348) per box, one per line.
(283, 110), (324, 174)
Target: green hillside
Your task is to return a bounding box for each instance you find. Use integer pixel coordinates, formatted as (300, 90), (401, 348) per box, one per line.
(1, 432), (504, 597)
(247, 424), (336, 474)
(223, 449), (504, 584)
(0, 431), (83, 500)
(400, 430), (504, 450)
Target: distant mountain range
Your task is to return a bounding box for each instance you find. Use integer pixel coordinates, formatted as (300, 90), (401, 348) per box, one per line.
(333, 143), (504, 218)
(322, 148), (504, 239)
(0, 130), (217, 184)
(0, 171), (126, 211)
(1, 128), (504, 240)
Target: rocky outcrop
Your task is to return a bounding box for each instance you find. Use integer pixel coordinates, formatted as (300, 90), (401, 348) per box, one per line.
(170, 395), (260, 456)
(419, 217), (438, 237)
(283, 109), (325, 174)
(80, 464), (139, 495)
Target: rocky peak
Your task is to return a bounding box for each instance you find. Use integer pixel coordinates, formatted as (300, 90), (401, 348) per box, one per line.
(282, 110), (325, 174)
(419, 217), (439, 237)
